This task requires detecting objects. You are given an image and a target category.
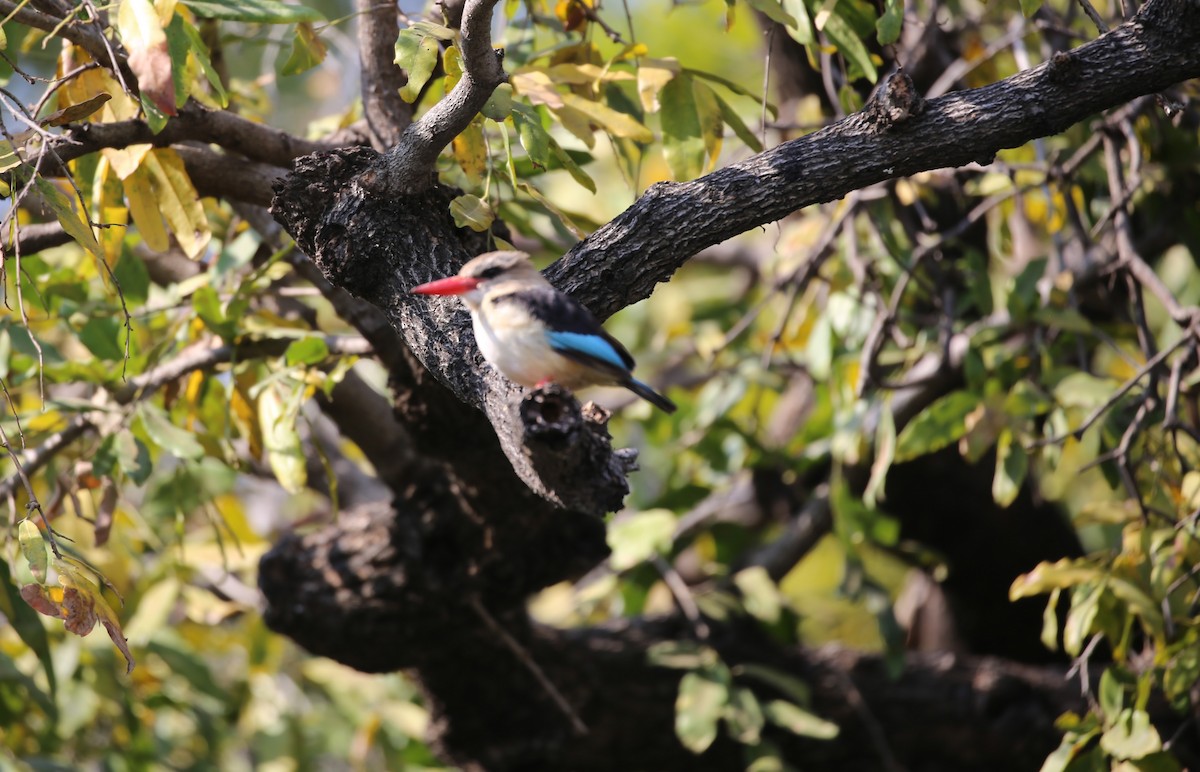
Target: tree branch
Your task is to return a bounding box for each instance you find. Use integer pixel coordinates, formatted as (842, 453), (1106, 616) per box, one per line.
(379, 0), (507, 192)
(547, 0), (1200, 319)
(356, 0), (412, 150)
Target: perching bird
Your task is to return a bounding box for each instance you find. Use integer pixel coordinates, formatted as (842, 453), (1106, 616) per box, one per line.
(410, 251), (676, 413)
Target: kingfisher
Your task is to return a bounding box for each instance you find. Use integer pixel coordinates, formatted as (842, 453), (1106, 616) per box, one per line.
(410, 251), (676, 413)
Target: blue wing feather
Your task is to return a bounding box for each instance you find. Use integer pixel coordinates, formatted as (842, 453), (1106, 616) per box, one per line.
(546, 330), (631, 373)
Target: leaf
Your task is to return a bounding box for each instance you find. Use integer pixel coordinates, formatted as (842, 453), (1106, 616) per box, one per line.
(33, 177), (102, 258)
(675, 670), (728, 753)
(0, 559), (58, 699)
(763, 699), (838, 739)
(280, 22), (327, 76)
(734, 664), (812, 706)
(163, 13), (191, 110)
(1100, 709), (1162, 760)
(637, 57), (680, 113)
(894, 390), (980, 462)
(724, 687), (765, 744)
(1010, 559), (1100, 600)
(78, 317), (125, 361)
(18, 519), (49, 585)
(692, 80), (724, 173)
(453, 116), (487, 184)
(517, 182), (587, 240)
(743, 0), (797, 26)
(285, 337), (330, 367)
(396, 31), (439, 103)
(712, 90), (762, 152)
(646, 641), (719, 669)
(864, 403), (896, 507)
(992, 428), (1027, 508)
(449, 194), (495, 232)
(481, 83), (513, 121)
(780, 0), (815, 44)
(1041, 588), (1061, 652)
(1019, 0), (1043, 17)
(118, 0), (177, 116)
(876, 0), (902, 44)
(179, 16), (228, 106)
(1062, 583), (1101, 656)
(180, 0), (324, 22)
(1053, 372), (1118, 409)
(139, 148), (211, 258)
(660, 74), (704, 181)
(733, 566), (782, 623)
(559, 92), (654, 143)
(258, 382), (306, 494)
(823, 6), (878, 84)
(608, 509), (676, 571)
(54, 560), (135, 674)
(41, 93), (111, 126)
(512, 103), (551, 169)
(138, 402), (205, 459)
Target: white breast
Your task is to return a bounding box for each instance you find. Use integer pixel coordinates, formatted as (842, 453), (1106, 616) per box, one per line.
(472, 303), (562, 387)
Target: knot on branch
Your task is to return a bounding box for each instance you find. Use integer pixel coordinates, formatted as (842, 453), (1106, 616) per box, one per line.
(1046, 51), (1082, 85)
(515, 387), (631, 515)
(863, 70), (926, 132)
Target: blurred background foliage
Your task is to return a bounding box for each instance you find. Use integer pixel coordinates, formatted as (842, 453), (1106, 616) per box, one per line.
(1, 0), (1199, 767)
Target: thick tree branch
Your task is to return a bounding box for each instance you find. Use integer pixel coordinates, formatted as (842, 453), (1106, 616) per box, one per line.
(547, 0), (1200, 319)
(379, 0), (507, 192)
(357, 0), (412, 150)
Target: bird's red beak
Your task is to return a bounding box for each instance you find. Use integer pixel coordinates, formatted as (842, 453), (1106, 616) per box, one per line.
(409, 276), (481, 296)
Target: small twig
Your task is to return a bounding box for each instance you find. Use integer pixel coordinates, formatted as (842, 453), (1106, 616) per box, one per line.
(1075, 0), (1110, 33)
(652, 556), (710, 640)
(468, 596), (589, 736)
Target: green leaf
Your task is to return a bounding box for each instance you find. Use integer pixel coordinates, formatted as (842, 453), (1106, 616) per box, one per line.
(733, 566), (782, 623)
(876, 0), (902, 44)
(138, 402), (205, 460)
(1041, 587), (1060, 652)
(1100, 709), (1162, 760)
(259, 382), (306, 494)
(893, 390), (980, 462)
(992, 428), (1027, 508)
(396, 31), (439, 103)
(1099, 668), (1124, 720)
(1010, 559), (1100, 600)
(18, 520), (49, 585)
(647, 641), (719, 670)
(675, 670), (729, 753)
(734, 664), (812, 706)
(285, 337), (331, 367)
(449, 194), (496, 232)
(712, 90), (762, 153)
(179, 17), (228, 106)
(660, 74), (704, 181)
(823, 7), (877, 83)
(482, 83), (513, 121)
(723, 686), (765, 744)
(33, 177), (102, 258)
(763, 699), (838, 739)
(693, 80), (724, 173)
(1019, 0), (1043, 17)
(1063, 583), (1101, 656)
(78, 317), (125, 361)
(193, 285), (236, 340)
(280, 22), (327, 76)
(512, 103), (551, 169)
(864, 402), (895, 507)
(180, 0), (324, 22)
(1053, 372), (1118, 409)
(779, 0), (814, 45)
(0, 562), (56, 697)
(164, 15), (191, 110)
(608, 509), (676, 571)
(743, 0), (797, 26)
(113, 246), (151, 305)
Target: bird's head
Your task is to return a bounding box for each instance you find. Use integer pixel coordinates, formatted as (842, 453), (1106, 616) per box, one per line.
(410, 251), (546, 308)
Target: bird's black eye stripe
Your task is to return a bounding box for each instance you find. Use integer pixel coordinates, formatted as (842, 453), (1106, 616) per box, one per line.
(478, 266), (504, 280)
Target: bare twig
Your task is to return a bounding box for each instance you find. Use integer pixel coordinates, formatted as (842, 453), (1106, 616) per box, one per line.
(468, 596), (589, 736)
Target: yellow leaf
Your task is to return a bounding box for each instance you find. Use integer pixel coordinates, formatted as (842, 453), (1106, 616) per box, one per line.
(140, 148), (211, 258)
(453, 116), (487, 184)
(560, 92), (653, 142)
(511, 70), (565, 109)
(94, 156), (129, 264)
(122, 162), (170, 251)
